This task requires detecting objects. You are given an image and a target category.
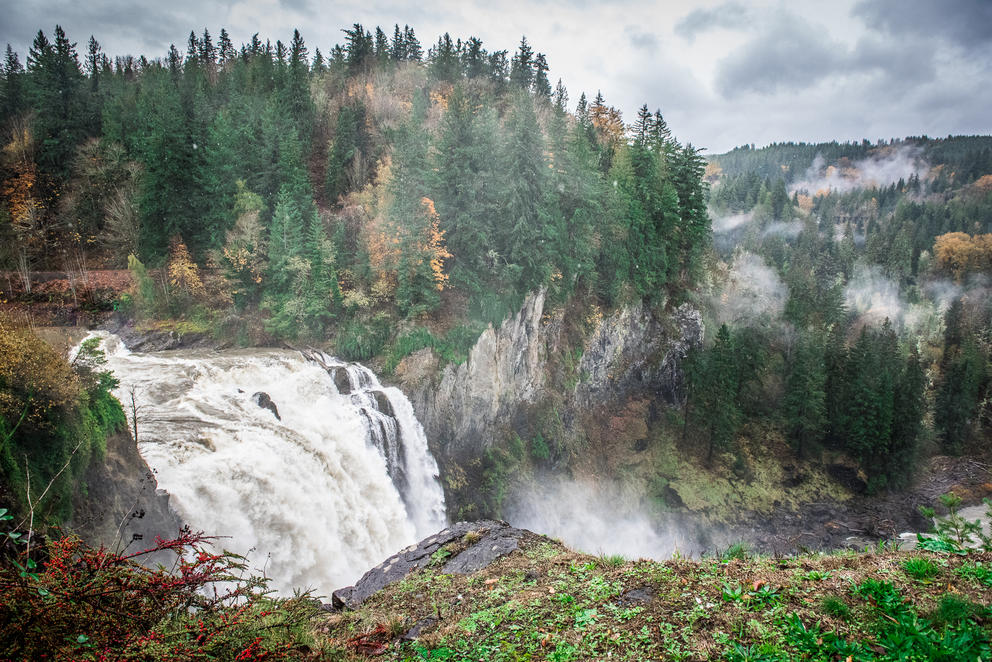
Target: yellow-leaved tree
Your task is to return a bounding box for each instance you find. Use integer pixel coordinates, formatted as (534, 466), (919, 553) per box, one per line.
(933, 232), (992, 282)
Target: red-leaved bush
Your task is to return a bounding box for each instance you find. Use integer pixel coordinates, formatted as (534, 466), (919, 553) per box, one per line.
(0, 527), (324, 660)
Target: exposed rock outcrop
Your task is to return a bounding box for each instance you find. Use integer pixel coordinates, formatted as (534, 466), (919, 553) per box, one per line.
(331, 520), (525, 610)
(251, 391), (281, 420)
(399, 290), (550, 463)
(397, 290), (703, 467)
(576, 301), (702, 409)
(102, 318), (215, 352)
(67, 430), (184, 567)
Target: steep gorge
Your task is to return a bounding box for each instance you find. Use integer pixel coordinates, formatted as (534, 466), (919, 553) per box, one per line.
(394, 290), (704, 524)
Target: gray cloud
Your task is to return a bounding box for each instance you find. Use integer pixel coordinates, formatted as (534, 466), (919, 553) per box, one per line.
(675, 2), (752, 41)
(1, 1), (214, 60)
(625, 26), (658, 52)
(848, 36), (937, 89)
(715, 13), (844, 97)
(0, 0), (987, 155)
(279, 0), (313, 11)
(853, 0), (992, 53)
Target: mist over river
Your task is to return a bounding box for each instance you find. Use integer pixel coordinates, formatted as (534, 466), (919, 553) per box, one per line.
(81, 333), (446, 595)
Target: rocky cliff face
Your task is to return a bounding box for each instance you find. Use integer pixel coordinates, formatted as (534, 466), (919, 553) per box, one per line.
(396, 291), (703, 467)
(68, 430), (183, 565)
(575, 300), (703, 411)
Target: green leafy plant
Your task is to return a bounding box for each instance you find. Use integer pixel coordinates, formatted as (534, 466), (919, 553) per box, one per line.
(722, 582), (745, 603)
(799, 569), (831, 582)
(902, 557), (940, 581)
(721, 541), (752, 561)
(429, 545), (453, 567)
(955, 561), (992, 586)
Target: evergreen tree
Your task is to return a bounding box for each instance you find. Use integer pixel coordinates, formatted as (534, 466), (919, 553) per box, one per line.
(509, 37), (533, 89)
(390, 25), (406, 61)
(287, 29), (312, 125)
(887, 347), (925, 485)
(311, 47), (325, 73)
(429, 33), (460, 83)
(403, 26), (422, 61)
(703, 325), (740, 464)
(325, 101), (371, 202)
(770, 178), (790, 220)
(936, 302), (986, 454)
(533, 53), (551, 98)
(462, 37), (487, 78)
(552, 79), (568, 114)
(386, 92), (445, 316)
(632, 104), (653, 146)
(26, 26), (87, 183)
(1, 45), (25, 124)
(343, 23), (373, 72)
(218, 29), (234, 63)
(670, 143), (710, 285)
(267, 184), (305, 286)
(374, 27), (390, 63)
(434, 85), (500, 294)
(499, 92), (552, 293)
(784, 332), (827, 458)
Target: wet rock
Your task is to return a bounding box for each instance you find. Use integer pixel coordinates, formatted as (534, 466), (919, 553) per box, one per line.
(331, 520), (524, 609)
(251, 392), (280, 420)
(108, 321), (214, 352)
(372, 390), (394, 417)
(329, 367), (351, 394)
(398, 289), (704, 467)
(442, 528), (520, 575)
(618, 587), (655, 605)
(66, 431), (184, 569)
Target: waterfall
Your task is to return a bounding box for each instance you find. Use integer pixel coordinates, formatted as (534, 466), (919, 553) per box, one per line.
(80, 332), (446, 595)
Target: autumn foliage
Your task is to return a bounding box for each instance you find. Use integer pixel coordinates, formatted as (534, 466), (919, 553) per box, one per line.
(933, 231), (992, 282)
(167, 236), (206, 300)
(420, 197), (451, 292)
(0, 530), (325, 660)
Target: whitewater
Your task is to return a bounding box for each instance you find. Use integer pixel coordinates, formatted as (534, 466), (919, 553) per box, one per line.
(79, 332), (446, 594)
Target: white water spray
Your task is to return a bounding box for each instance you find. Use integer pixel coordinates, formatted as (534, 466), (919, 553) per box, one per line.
(81, 333), (446, 594)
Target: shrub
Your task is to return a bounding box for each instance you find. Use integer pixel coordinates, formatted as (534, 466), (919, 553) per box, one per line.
(929, 593), (982, 627)
(530, 432), (551, 462)
(720, 542), (752, 561)
(336, 316), (390, 361)
(0, 530), (323, 660)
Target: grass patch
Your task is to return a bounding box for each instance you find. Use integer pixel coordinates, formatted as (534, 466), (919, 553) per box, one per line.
(902, 556), (941, 581)
(819, 595), (850, 619)
(318, 533), (992, 662)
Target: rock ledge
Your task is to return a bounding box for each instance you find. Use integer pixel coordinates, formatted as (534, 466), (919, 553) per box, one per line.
(331, 520), (525, 610)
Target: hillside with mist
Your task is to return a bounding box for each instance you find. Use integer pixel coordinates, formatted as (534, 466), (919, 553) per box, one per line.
(701, 137), (992, 491)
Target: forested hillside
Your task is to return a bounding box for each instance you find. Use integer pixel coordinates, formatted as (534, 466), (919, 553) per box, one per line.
(0, 24), (709, 353)
(691, 138), (992, 493)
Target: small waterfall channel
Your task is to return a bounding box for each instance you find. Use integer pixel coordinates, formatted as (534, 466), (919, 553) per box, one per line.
(78, 332), (446, 594)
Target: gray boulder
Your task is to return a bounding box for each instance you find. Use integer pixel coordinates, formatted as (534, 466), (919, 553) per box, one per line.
(330, 520), (524, 610)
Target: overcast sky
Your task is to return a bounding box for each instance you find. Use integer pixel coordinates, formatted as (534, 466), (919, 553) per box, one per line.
(2, 0), (990, 153)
